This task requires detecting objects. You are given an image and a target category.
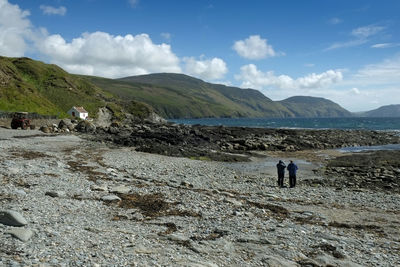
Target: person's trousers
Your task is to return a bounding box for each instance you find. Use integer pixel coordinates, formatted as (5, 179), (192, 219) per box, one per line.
(278, 174), (284, 187)
(289, 174), (296, 188)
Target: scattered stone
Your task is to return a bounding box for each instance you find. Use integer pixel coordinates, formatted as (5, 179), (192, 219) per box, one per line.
(39, 126), (51, 133)
(0, 210), (28, 226)
(110, 185), (131, 194)
(6, 228), (34, 242)
(261, 255), (298, 267)
(45, 191), (66, 198)
(101, 195), (121, 202)
(91, 184), (108, 191)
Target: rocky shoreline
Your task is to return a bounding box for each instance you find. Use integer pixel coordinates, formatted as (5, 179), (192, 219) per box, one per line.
(36, 118), (399, 162)
(0, 122), (399, 266)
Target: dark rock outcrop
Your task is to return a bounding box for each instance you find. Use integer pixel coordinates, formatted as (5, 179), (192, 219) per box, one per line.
(86, 121), (400, 162)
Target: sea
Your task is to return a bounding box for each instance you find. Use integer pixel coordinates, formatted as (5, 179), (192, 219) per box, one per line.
(169, 117), (400, 131)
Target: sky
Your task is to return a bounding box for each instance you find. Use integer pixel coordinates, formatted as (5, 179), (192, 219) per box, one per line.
(1, 0), (400, 112)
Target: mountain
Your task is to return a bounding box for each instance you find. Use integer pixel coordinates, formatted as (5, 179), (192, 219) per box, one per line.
(91, 73), (352, 119)
(90, 73), (292, 119)
(1, 56), (352, 120)
(0, 56), (151, 119)
(278, 96), (353, 118)
(362, 104), (400, 117)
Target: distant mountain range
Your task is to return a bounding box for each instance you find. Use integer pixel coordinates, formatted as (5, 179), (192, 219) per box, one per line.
(360, 104), (400, 117)
(90, 73), (352, 118)
(0, 56), (398, 120)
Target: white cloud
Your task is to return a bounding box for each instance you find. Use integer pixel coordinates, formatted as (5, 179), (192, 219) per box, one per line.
(128, 0), (139, 8)
(304, 63), (315, 67)
(160, 32), (171, 41)
(235, 64), (343, 90)
(40, 5), (67, 16)
(350, 87), (360, 95)
(233, 35), (278, 60)
(328, 17), (342, 25)
(325, 39), (367, 51)
(371, 43), (400, 48)
(351, 25), (385, 38)
(0, 0), (32, 56)
(183, 56), (228, 80)
(326, 24), (385, 51)
(37, 32), (182, 78)
(352, 55), (400, 85)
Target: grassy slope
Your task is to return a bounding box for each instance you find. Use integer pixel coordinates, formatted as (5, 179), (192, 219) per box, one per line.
(0, 56), (109, 116)
(0, 56), (352, 120)
(91, 73), (293, 119)
(278, 96), (353, 117)
(362, 104), (400, 117)
(0, 56), (151, 119)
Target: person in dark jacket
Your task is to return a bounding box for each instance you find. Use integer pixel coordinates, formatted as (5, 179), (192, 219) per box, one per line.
(276, 160), (286, 188)
(287, 160), (298, 188)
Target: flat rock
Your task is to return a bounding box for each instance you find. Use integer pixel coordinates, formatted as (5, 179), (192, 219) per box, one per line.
(91, 184), (108, 191)
(166, 233), (190, 243)
(45, 191), (66, 198)
(261, 255), (298, 267)
(6, 228), (34, 242)
(0, 210), (28, 226)
(110, 185), (131, 194)
(101, 195), (121, 202)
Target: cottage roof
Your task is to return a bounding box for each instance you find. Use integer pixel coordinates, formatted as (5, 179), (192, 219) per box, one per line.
(73, 106), (88, 113)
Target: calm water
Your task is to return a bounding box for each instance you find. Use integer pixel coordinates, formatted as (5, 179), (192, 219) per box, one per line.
(170, 117), (400, 131)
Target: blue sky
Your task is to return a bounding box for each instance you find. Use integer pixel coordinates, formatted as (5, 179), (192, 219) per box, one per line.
(1, 0), (400, 112)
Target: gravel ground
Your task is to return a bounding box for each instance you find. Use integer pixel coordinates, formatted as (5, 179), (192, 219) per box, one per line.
(0, 128), (399, 266)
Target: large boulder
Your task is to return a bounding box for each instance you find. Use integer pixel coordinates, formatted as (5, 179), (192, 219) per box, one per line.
(75, 120), (96, 133)
(95, 107), (113, 127)
(58, 119), (75, 131)
(39, 125), (51, 133)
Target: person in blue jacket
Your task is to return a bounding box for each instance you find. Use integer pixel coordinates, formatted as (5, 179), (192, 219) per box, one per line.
(276, 160), (286, 188)
(287, 160), (298, 188)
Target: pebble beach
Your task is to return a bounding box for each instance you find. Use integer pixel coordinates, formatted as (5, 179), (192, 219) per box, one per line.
(1, 127), (399, 266)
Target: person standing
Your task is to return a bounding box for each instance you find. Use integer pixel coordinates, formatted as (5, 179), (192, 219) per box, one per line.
(276, 160), (286, 188)
(287, 160), (298, 188)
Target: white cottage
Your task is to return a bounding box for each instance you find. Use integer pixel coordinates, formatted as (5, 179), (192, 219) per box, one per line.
(67, 106), (89, 120)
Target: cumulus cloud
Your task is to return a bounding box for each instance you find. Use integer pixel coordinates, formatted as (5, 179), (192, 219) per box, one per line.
(235, 64), (343, 90)
(233, 35), (278, 60)
(183, 56), (228, 80)
(40, 5), (67, 16)
(0, 0), (32, 56)
(350, 87), (360, 95)
(37, 32), (182, 78)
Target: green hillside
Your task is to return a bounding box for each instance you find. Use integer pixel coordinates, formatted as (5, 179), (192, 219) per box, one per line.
(0, 56), (151, 119)
(0, 56), (353, 120)
(91, 73), (293, 119)
(362, 104), (400, 117)
(278, 96), (352, 118)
